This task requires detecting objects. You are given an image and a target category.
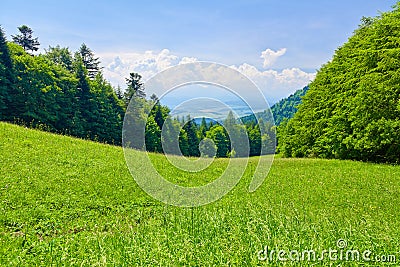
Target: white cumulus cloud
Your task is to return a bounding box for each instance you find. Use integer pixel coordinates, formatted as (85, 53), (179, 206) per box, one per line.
(232, 63), (315, 104)
(260, 48), (287, 68)
(99, 49), (315, 104)
(179, 56), (198, 65)
(99, 49), (180, 86)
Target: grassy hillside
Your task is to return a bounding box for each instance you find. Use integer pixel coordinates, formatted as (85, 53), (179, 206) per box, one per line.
(1, 122), (399, 266)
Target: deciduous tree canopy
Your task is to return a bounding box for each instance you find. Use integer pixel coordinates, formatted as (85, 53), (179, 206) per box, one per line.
(279, 4), (400, 163)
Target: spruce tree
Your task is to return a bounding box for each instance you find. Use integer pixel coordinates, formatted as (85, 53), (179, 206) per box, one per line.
(183, 116), (200, 157)
(78, 43), (101, 79)
(199, 117), (208, 139)
(0, 26), (14, 120)
(12, 25), (40, 53)
(124, 72), (145, 107)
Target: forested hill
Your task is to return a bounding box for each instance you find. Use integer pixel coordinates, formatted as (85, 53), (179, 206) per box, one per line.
(270, 86), (308, 126)
(278, 3), (400, 163)
(240, 86), (308, 127)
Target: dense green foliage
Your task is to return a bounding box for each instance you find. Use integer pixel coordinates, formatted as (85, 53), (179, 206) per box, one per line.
(21, 45), (122, 143)
(1, 122), (399, 265)
(271, 86), (309, 126)
(279, 5), (400, 163)
(1, 26), (125, 144)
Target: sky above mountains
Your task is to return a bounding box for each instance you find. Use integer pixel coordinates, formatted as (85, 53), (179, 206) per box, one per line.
(2, 0), (397, 104)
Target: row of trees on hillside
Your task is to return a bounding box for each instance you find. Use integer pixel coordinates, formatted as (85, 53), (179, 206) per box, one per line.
(0, 25), (125, 144)
(139, 110), (276, 158)
(0, 25), (276, 157)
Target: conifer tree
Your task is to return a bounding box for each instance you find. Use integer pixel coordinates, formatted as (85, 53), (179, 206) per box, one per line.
(0, 26), (14, 120)
(78, 43), (101, 79)
(12, 25), (40, 53)
(124, 72), (145, 107)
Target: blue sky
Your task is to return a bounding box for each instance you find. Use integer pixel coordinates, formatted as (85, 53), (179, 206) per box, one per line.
(1, 0), (398, 104)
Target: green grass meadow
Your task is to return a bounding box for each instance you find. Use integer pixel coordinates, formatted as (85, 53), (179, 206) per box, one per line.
(1, 122), (399, 266)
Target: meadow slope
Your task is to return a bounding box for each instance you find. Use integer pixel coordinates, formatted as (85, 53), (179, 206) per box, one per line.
(0, 122), (399, 266)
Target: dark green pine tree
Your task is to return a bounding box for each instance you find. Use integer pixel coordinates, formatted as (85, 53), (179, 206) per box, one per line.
(114, 85), (123, 100)
(183, 116), (200, 157)
(150, 93), (159, 102)
(0, 26), (15, 120)
(148, 99), (170, 151)
(152, 103), (165, 129)
(11, 25), (40, 53)
(90, 73), (125, 145)
(78, 43), (101, 79)
(199, 117), (208, 139)
(73, 55), (93, 137)
(124, 72), (145, 107)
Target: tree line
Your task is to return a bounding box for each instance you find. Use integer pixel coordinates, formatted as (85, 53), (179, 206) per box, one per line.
(0, 25), (125, 144)
(139, 109), (275, 158)
(0, 25), (276, 157)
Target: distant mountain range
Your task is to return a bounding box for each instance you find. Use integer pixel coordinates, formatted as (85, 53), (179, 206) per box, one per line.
(167, 86), (309, 126)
